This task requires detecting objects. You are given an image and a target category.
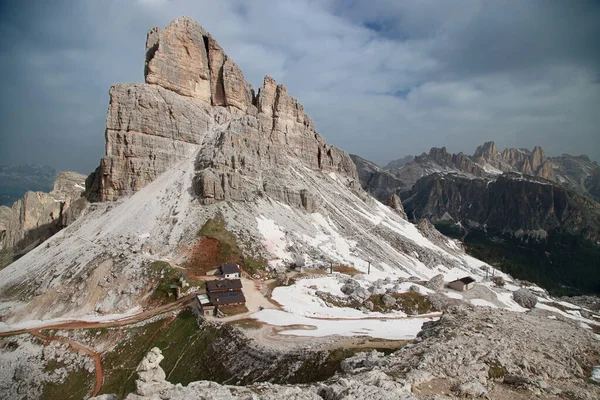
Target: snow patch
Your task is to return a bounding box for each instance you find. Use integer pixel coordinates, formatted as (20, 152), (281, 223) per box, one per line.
(256, 216), (292, 261)
(252, 309), (433, 340)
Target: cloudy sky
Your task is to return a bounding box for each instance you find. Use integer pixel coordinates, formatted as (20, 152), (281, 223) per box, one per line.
(0, 0), (599, 174)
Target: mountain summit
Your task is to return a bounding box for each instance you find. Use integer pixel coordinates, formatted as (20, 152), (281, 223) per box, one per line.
(0, 18), (483, 324)
(86, 17), (357, 205)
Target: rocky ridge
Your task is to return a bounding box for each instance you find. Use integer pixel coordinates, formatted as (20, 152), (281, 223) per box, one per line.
(0, 172), (87, 265)
(402, 172), (600, 242)
(0, 164), (57, 207)
(378, 141), (599, 199)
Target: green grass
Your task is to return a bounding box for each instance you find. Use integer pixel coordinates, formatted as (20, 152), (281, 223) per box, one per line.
(99, 318), (170, 398)
(219, 305), (248, 316)
(244, 255), (267, 276)
(197, 215), (241, 263)
(43, 358), (67, 373)
(99, 309), (230, 398)
(197, 215), (267, 274)
(42, 367), (93, 400)
(332, 265), (363, 275)
(368, 292), (436, 314)
(487, 361), (508, 379)
(147, 261), (181, 301)
(95, 309), (408, 397)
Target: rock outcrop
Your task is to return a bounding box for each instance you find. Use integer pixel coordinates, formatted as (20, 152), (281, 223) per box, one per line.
(0, 172), (87, 263)
(93, 305), (600, 400)
(87, 17), (358, 206)
(512, 288), (538, 309)
(386, 194), (407, 219)
(349, 154), (410, 202)
(0, 164), (57, 207)
(379, 141), (596, 195)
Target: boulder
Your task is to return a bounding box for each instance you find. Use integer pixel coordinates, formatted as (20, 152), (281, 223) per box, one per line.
(340, 350), (389, 372)
(369, 285), (387, 295)
(512, 289), (537, 309)
(341, 279), (360, 295)
(350, 287), (371, 303)
(135, 347), (173, 396)
(454, 380), (488, 398)
(382, 294), (396, 307)
(503, 374), (533, 388)
(425, 274), (445, 291)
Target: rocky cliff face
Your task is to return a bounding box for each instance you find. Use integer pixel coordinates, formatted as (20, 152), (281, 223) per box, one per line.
(403, 172), (600, 242)
(349, 155), (409, 202)
(352, 142), (600, 241)
(0, 172), (87, 260)
(551, 154), (600, 200)
(87, 17), (358, 206)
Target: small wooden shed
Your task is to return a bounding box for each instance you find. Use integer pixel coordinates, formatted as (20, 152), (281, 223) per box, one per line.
(196, 294), (215, 317)
(448, 276), (476, 292)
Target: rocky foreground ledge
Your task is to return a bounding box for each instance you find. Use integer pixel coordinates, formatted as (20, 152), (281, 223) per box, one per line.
(91, 305), (600, 400)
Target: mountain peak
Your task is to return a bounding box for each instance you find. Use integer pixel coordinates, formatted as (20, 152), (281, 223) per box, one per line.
(473, 141), (499, 159)
(86, 17), (357, 202)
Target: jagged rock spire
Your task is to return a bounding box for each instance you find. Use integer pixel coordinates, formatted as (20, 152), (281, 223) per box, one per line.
(86, 17), (358, 202)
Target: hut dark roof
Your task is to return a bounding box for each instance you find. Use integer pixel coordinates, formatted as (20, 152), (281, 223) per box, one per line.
(219, 264), (240, 274)
(206, 279), (243, 292)
(208, 290), (246, 306)
(452, 276), (475, 284)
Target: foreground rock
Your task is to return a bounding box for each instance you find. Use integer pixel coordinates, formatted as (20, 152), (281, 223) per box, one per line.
(93, 305), (600, 399)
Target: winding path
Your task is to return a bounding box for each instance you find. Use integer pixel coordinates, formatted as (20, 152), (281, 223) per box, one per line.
(0, 294), (196, 396)
(31, 329), (104, 397)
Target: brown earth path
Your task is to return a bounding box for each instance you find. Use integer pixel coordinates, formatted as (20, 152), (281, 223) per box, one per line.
(0, 293), (195, 337)
(31, 329), (104, 397)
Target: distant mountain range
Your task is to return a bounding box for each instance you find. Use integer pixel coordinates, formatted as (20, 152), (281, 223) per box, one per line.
(351, 142), (600, 295)
(0, 164), (57, 207)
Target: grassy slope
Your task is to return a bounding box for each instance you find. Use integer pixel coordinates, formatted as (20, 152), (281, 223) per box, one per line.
(196, 215), (266, 276)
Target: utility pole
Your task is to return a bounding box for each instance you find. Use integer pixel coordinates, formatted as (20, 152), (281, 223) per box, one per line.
(368, 261), (371, 275)
(330, 262), (333, 274)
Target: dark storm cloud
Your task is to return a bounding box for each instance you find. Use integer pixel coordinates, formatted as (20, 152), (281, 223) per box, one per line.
(0, 0), (598, 174)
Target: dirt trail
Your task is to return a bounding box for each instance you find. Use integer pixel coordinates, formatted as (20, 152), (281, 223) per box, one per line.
(0, 295), (195, 396)
(0, 294), (195, 337)
(31, 329), (104, 397)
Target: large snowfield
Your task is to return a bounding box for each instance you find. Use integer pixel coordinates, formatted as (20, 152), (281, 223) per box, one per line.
(252, 309), (434, 340)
